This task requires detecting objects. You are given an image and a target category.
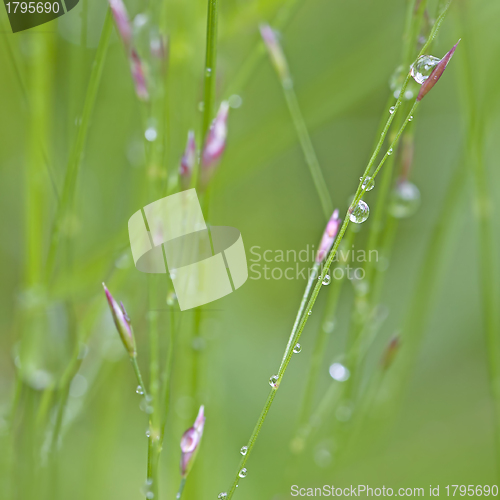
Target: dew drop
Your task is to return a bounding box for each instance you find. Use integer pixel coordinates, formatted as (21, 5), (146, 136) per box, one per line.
(240, 446), (248, 456)
(136, 385), (144, 395)
(388, 181), (421, 218)
(322, 274), (331, 285)
(239, 468), (248, 478)
(411, 55), (441, 85)
(408, 115), (413, 122)
(146, 430), (151, 438)
(269, 375), (279, 389)
(387, 148), (393, 155)
(146, 493), (154, 500)
(198, 101), (205, 112)
(329, 362), (350, 382)
(293, 343), (302, 354)
(349, 200), (370, 224)
(141, 478), (154, 497)
(218, 493), (228, 500)
(145, 127), (157, 142)
(389, 106), (395, 114)
(307, 310), (312, 316)
(360, 176), (375, 192)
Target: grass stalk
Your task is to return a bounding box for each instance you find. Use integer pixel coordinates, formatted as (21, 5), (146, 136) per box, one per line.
(226, 74), (423, 500)
(224, 0), (302, 97)
(295, 230), (354, 433)
(281, 84), (333, 218)
(45, 10), (113, 282)
(201, 0), (220, 140)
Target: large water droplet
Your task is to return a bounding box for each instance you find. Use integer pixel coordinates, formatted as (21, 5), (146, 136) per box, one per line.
(269, 375), (279, 389)
(329, 362), (350, 382)
(218, 493), (228, 500)
(388, 181), (421, 218)
(240, 446), (248, 456)
(293, 343), (302, 354)
(136, 385), (144, 395)
(360, 176), (375, 192)
(239, 468), (248, 478)
(146, 430), (151, 438)
(349, 200), (370, 224)
(389, 106), (395, 114)
(322, 274), (331, 285)
(411, 55), (441, 84)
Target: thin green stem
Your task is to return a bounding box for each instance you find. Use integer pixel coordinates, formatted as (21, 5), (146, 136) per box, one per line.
(131, 356), (149, 400)
(226, 7), (452, 496)
(160, 303), (176, 442)
(226, 85), (420, 500)
(224, 0), (302, 97)
(295, 230), (354, 431)
(45, 10), (113, 282)
(201, 0), (219, 140)
(282, 84), (333, 218)
(177, 477), (187, 499)
(278, 263), (320, 374)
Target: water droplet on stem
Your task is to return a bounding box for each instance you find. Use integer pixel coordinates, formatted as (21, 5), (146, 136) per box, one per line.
(349, 200), (370, 224)
(411, 55), (441, 84)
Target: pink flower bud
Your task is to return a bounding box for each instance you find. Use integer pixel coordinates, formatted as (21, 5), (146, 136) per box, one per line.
(200, 102), (229, 189)
(130, 49), (149, 101)
(417, 40), (460, 101)
(180, 405), (205, 477)
(102, 283), (136, 356)
(260, 24), (291, 84)
(109, 0), (132, 50)
(179, 131), (196, 190)
(316, 209), (341, 263)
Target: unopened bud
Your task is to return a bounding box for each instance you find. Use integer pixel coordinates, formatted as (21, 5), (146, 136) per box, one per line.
(180, 405), (205, 478)
(417, 40), (460, 101)
(102, 283), (136, 356)
(180, 131), (196, 190)
(260, 24), (291, 85)
(316, 209), (341, 263)
(200, 101), (229, 189)
(109, 0), (132, 50)
(130, 49), (149, 101)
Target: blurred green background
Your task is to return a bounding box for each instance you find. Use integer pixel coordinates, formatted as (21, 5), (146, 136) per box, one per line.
(1, 0), (500, 498)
